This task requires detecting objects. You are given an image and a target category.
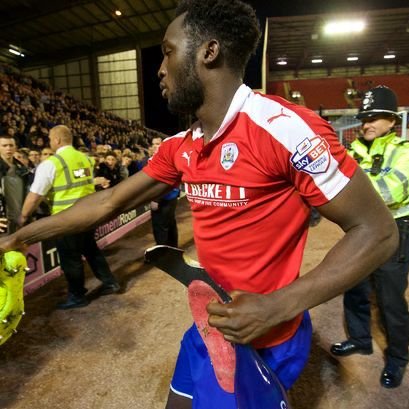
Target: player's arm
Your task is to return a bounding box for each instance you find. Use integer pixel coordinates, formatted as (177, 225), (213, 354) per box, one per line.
(0, 171), (170, 253)
(208, 167), (398, 344)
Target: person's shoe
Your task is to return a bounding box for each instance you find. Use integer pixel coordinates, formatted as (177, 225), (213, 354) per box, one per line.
(56, 294), (89, 310)
(380, 363), (406, 388)
(99, 282), (121, 295)
(330, 340), (373, 356)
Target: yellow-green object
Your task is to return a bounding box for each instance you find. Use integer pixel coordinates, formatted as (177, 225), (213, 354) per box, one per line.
(0, 251), (27, 346)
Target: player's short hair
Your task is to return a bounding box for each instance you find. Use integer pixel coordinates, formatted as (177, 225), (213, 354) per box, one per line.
(175, 0), (261, 76)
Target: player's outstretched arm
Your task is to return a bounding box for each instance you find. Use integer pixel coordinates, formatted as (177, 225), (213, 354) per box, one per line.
(208, 167), (398, 344)
(0, 172), (169, 254)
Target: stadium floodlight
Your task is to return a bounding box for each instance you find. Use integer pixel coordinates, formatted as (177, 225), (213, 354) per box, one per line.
(277, 59), (287, 66)
(384, 54), (396, 59)
(323, 20), (365, 35)
(311, 58), (323, 63)
(347, 56), (359, 61)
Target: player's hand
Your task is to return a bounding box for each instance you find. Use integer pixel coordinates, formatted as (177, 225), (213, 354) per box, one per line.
(0, 233), (26, 256)
(207, 290), (287, 344)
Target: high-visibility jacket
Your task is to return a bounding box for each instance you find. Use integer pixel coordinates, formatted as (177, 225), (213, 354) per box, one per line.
(348, 131), (409, 219)
(47, 146), (95, 215)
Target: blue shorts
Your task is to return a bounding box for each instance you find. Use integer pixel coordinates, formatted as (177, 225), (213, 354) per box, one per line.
(170, 310), (312, 408)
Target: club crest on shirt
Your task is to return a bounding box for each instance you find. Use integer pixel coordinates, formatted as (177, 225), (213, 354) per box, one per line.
(220, 143), (239, 170)
(290, 135), (330, 174)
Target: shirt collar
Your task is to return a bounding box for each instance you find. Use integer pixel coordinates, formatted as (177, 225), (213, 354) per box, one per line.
(191, 84), (252, 142)
(56, 145), (72, 154)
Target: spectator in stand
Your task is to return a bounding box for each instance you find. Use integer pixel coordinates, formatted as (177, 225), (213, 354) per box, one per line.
(95, 144), (105, 155)
(149, 136), (180, 247)
(120, 153), (133, 179)
(113, 148), (122, 160)
(33, 135), (46, 151)
(134, 148), (149, 172)
(14, 149), (30, 167)
(0, 135), (29, 233)
(28, 149), (41, 168)
(40, 147), (53, 162)
(94, 151), (123, 190)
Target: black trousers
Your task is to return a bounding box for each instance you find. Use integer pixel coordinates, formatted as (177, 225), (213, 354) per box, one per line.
(343, 218), (409, 367)
(151, 197), (178, 247)
(56, 230), (117, 297)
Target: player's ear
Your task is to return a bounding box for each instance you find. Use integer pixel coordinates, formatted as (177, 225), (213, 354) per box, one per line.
(202, 39), (221, 67)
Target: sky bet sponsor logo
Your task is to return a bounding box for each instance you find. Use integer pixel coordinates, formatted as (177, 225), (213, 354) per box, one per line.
(185, 183), (248, 207)
(290, 135), (330, 175)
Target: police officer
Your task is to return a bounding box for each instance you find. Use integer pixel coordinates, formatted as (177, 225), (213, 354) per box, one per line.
(19, 125), (120, 309)
(331, 86), (409, 388)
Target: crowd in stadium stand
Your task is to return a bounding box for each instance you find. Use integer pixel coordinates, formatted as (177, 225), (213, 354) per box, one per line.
(0, 63), (166, 160)
(0, 62), (171, 230)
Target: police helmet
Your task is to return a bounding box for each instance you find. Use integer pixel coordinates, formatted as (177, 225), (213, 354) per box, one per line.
(356, 85), (399, 120)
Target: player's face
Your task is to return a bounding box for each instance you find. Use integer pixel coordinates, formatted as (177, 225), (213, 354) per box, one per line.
(361, 115), (395, 141)
(158, 14), (204, 115)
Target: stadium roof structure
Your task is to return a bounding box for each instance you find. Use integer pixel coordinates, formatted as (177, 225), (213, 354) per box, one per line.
(0, 0), (408, 75)
(267, 8), (409, 76)
(0, 0), (179, 65)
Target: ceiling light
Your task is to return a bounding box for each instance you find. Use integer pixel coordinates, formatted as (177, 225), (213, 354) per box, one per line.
(311, 58), (323, 63)
(347, 56), (359, 61)
(9, 48), (24, 57)
(115, 10), (122, 16)
(384, 54), (396, 59)
(323, 20), (365, 35)
(277, 60), (287, 66)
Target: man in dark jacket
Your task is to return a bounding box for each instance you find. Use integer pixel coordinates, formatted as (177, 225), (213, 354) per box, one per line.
(0, 135), (29, 233)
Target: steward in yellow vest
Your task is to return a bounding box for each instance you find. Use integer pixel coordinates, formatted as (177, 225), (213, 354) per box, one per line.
(19, 125), (119, 310)
(47, 146), (95, 215)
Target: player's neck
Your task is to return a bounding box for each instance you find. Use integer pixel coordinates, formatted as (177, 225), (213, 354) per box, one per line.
(197, 78), (242, 144)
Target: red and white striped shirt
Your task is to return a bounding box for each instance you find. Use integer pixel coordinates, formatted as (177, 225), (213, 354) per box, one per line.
(144, 84), (357, 347)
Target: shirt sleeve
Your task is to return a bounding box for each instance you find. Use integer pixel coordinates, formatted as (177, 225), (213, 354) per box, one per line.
(29, 160), (56, 196)
(291, 124), (358, 207)
(266, 108), (358, 207)
(143, 134), (184, 185)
